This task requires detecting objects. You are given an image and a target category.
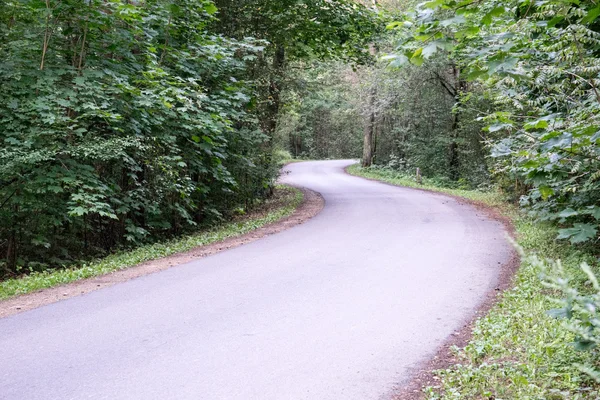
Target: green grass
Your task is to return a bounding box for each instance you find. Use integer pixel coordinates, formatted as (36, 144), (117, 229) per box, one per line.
(347, 164), (508, 208)
(348, 165), (599, 399)
(0, 185), (303, 301)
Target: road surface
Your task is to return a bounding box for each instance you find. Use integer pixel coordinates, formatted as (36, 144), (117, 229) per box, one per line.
(0, 160), (512, 400)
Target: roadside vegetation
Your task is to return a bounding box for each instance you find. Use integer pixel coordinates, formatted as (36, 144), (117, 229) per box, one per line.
(0, 0), (379, 279)
(277, 0), (600, 396)
(349, 164), (600, 398)
(0, 185), (302, 300)
(365, 0), (600, 397)
(3, 0), (600, 397)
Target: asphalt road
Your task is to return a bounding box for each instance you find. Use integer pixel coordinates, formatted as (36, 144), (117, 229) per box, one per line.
(0, 160), (512, 400)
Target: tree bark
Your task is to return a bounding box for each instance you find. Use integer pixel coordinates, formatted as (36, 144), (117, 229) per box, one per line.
(362, 86), (376, 167)
(5, 203), (18, 274)
(448, 65), (464, 181)
(265, 44), (285, 137)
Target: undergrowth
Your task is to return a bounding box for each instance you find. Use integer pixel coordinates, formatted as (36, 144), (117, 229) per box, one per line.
(348, 164), (600, 399)
(0, 185), (303, 301)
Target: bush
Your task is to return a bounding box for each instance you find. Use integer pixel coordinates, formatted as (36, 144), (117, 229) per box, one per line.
(543, 256), (600, 385)
(0, 0), (276, 276)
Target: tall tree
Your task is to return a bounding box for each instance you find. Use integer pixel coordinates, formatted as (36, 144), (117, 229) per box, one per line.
(212, 0), (381, 137)
(0, 0), (274, 274)
(385, 0), (600, 244)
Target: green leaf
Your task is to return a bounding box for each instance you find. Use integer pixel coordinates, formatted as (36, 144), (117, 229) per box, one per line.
(513, 376), (529, 386)
(488, 123), (512, 132)
(386, 21), (402, 30)
(440, 15), (466, 27)
(582, 7), (600, 24)
(422, 0), (445, 9)
(465, 67), (486, 81)
(69, 207), (87, 217)
(573, 340), (596, 351)
(410, 48), (424, 66)
(539, 186), (554, 200)
(481, 7), (505, 25)
(204, 3), (218, 15)
(548, 307), (572, 319)
(47, 186), (63, 194)
(558, 208), (579, 218)
(557, 224), (598, 244)
(547, 16), (564, 28)
(524, 118), (549, 130)
(422, 43), (438, 58)
(487, 56), (518, 74)
(585, 206), (600, 220)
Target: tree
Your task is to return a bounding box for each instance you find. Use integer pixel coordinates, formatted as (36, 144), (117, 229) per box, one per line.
(386, 0), (600, 244)
(212, 0), (381, 137)
(0, 0), (273, 275)
(276, 61), (364, 159)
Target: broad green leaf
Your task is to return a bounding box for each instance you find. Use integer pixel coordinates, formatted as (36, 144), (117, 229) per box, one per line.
(481, 7), (505, 25)
(548, 307), (572, 319)
(539, 186), (554, 199)
(440, 15), (466, 27)
(422, 0), (445, 9)
(558, 208), (579, 218)
(525, 120), (548, 130)
(585, 206), (600, 220)
(422, 43), (438, 58)
(204, 3), (218, 15)
(547, 16), (564, 28)
(557, 224), (598, 244)
(582, 7), (600, 24)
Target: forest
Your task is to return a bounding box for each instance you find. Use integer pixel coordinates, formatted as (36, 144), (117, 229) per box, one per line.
(1, 0), (600, 398)
(0, 0), (377, 275)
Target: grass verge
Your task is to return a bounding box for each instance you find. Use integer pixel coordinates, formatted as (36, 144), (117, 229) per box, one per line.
(0, 185), (303, 301)
(347, 165), (599, 399)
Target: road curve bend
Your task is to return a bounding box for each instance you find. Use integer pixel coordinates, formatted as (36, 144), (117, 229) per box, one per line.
(0, 160), (512, 400)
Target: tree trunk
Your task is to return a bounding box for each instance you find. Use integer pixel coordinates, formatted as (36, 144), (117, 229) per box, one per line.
(448, 65), (464, 181)
(265, 44), (285, 137)
(449, 108), (460, 181)
(362, 86), (376, 167)
(5, 204), (18, 274)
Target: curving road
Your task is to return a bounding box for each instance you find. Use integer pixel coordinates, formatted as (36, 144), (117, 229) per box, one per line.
(0, 160), (512, 400)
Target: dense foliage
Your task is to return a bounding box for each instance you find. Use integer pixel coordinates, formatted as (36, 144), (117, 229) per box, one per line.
(275, 62), (364, 159)
(0, 0), (378, 276)
(377, 0), (600, 395)
(277, 54), (493, 187)
(386, 0), (600, 244)
(273, 1), (600, 395)
(1, 0), (599, 396)
(213, 0), (381, 138)
(361, 56), (493, 186)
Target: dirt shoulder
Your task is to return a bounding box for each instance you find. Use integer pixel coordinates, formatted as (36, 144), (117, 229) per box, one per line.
(344, 166), (521, 400)
(0, 186), (324, 319)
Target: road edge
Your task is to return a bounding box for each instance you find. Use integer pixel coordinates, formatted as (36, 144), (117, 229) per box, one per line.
(0, 186), (325, 319)
(343, 165), (521, 400)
